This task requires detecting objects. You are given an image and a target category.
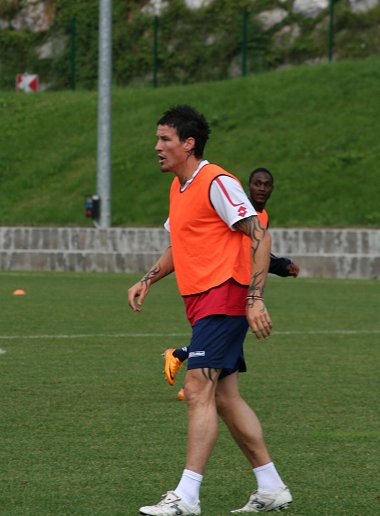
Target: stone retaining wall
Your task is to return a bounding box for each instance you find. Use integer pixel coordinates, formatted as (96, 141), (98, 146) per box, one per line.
(0, 226), (379, 279)
(270, 228), (380, 279)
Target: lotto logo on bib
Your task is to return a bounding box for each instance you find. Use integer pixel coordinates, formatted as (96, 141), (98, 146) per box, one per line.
(189, 351), (205, 358)
(237, 206), (247, 217)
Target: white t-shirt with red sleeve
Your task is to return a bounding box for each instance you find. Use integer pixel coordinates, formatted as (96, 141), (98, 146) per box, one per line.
(164, 160), (256, 232)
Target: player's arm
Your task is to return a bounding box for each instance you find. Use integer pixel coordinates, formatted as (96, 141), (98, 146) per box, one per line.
(269, 253), (300, 277)
(210, 175), (272, 338)
(234, 216), (272, 339)
(128, 245), (174, 312)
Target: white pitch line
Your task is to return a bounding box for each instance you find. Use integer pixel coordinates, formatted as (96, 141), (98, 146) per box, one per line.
(272, 330), (380, 335)
(0, 330), (379, 341)
(0, 333), (191, 340)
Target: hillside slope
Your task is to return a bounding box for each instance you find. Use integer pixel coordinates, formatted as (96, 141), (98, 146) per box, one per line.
(1, 0), (380, 89)
(0, 57), (379, 227)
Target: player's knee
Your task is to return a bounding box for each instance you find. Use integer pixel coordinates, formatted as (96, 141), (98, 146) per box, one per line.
(215, 388), (241, 415)
(184, 369), (216, 406)
(215, 389), (230, 415)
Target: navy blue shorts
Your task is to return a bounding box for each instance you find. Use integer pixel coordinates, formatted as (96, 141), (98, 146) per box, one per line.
(187, 315), (249, 379)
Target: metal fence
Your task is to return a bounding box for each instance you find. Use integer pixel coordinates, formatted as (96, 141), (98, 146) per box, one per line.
(0, 0), (375, 91)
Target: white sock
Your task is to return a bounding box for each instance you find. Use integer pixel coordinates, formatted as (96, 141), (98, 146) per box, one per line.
(253, 462), (284, 493)
(175, 469), (203, 506)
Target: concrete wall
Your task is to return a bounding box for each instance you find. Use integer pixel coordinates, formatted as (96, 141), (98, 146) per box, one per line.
(270, 228), (380, 279)
(0, 226), (379, 279)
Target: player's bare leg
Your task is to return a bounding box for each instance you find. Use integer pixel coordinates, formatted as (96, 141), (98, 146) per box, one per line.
(216, 372), (292, 513)
(184, 367), (221, 474)
(215, 371), (271, 467)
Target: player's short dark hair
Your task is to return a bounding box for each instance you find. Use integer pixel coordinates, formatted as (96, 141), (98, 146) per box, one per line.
(157, 105), (210, 159)
(248, 167), (274, 185)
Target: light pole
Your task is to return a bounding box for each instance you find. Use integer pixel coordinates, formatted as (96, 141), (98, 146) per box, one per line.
(328, 0), (335, 63)
(97, 0), (112, 228)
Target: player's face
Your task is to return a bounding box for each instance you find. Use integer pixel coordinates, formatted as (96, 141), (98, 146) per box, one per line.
(155, 124), (189, 173)
(249, 172), (273, 207)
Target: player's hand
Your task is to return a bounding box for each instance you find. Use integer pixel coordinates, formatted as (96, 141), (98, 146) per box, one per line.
(128, 280), (150, 312)
(286, 263), (300, 277)
(246, 299), (272, 339)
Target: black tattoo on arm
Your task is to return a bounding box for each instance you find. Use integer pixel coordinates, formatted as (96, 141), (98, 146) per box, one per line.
(246, 297), (266, 311)
(234, 216), (268, 299)
(139, 246), (174, 287)
(234, 215), (265, 261)
(247, 271), (265, 297)
(140, 265), (160, 286)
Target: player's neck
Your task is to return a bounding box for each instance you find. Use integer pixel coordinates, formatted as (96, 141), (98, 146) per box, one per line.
(176, 157), (203, 186)
(251, 200), (265, 213)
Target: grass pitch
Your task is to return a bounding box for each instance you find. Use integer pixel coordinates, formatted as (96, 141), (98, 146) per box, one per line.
(0, 272), (379, 515)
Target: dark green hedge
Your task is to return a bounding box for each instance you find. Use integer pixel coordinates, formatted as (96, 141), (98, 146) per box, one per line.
(0, 0), (379, 90)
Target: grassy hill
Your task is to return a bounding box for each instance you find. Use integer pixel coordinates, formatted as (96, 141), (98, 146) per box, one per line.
(0, 57), (379, 228)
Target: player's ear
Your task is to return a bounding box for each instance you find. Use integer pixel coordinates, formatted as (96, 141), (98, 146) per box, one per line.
(184, 137), (195, 153)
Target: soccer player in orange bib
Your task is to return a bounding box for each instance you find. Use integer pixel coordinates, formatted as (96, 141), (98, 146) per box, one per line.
(128, 105), (292, 514)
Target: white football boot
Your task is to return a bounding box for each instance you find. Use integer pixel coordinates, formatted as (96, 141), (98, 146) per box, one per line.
(231, 485), (292, 512)
(139, 490), (201, 515)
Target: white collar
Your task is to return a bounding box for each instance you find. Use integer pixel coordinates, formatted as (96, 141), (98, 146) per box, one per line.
(180, 160), (209, 192)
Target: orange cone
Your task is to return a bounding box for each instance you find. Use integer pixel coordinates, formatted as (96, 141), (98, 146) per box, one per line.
(177, 387), (185, 401)
(13, 289), (26, 295)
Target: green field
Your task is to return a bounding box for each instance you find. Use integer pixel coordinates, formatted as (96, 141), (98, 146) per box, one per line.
(0, 271), (379, 515)
(1, 57), (380, 227)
